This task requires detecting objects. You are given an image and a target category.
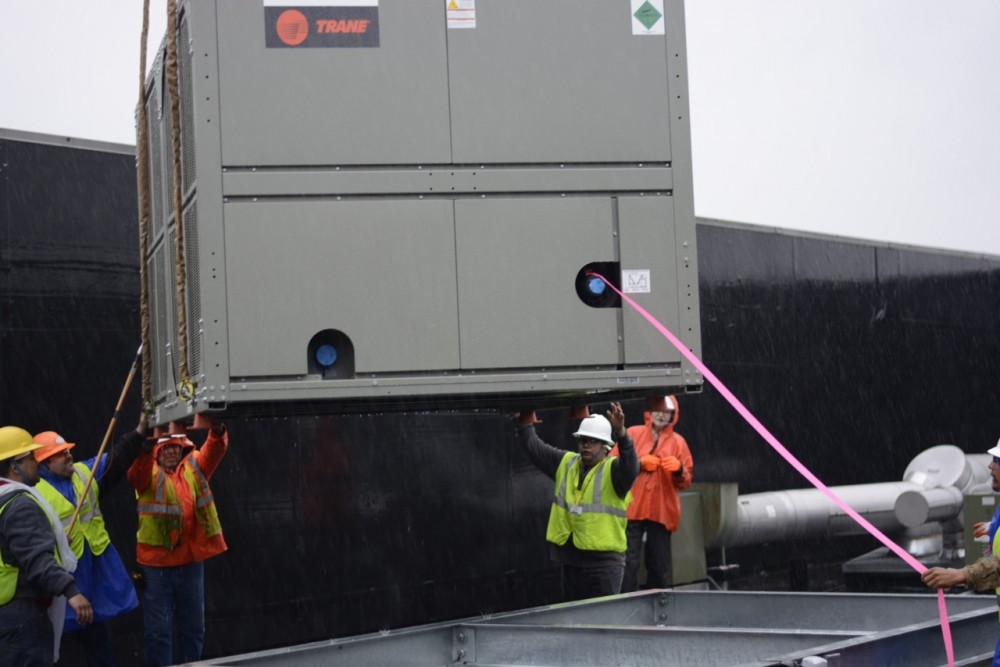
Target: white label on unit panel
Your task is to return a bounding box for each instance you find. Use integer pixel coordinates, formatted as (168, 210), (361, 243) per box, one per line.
(446, 0), (476, 29)
(984, 497), (996, 507)
(631, 0), (665, 35)
(622, 270), (650, 293)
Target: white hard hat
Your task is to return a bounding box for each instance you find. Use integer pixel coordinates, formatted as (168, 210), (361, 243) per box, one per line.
(572, 414), (614, 445)
(987, 438), (1000, 458)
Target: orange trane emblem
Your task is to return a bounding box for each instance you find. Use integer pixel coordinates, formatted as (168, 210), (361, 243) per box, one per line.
(276, 9), (309, 46)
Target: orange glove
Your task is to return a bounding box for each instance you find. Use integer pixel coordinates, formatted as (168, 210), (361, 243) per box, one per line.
(640, 455), (661, 472)
(661, 455), (682, 473)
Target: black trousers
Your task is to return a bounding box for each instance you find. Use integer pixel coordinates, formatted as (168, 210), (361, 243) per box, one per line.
(561, 561), (625, 602)
(621, 520), (673, 592)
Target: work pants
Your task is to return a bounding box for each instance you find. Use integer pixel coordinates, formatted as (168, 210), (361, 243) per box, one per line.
(622, 519), (673, 593)
(74, 620), (116, 667)
(561, 561), (624, 602)
(140, 562), (205, 667)
(0, 598), (54, 666)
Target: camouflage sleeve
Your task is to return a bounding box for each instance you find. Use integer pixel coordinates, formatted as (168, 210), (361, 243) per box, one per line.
(964, 555), (1000, 591)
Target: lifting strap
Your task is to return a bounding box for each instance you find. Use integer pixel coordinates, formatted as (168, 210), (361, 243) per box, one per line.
(137, 0), (193, 406)
(136, 0), (152, 406)
(165, 0), (192, 392)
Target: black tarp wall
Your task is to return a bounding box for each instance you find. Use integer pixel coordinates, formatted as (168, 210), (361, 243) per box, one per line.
(1, 132), (998, 664)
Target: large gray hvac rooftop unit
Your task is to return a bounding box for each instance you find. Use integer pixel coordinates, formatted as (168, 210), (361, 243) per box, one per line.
(140, 0), (702, 425)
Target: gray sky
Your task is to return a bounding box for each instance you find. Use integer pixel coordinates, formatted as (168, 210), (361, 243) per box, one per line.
(2, 1), (997, 256)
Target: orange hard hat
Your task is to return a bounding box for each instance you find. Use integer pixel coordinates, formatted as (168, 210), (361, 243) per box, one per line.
(33, 431), (76, 463)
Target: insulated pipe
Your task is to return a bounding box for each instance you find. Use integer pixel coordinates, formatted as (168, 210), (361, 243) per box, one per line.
(713, 445), (991, 549)
(895, 487), (965, 528)
(721, 482), (925, 548)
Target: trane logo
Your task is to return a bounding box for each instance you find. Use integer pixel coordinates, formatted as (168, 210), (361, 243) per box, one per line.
(265, 6), (379, 48)
(316, 19), (370, 34)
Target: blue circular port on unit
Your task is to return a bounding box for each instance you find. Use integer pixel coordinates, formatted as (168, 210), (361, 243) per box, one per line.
(315, 344), (338, 367)
(587, 277), (607, 295)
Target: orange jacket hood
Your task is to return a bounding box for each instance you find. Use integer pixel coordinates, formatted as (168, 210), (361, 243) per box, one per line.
(642, 394), (680, 434)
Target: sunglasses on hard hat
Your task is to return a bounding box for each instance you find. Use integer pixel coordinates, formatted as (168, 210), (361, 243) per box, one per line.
(578, 438), (605, 447)
(993, 456), (1000, 467)
(14, 452), (36, 463)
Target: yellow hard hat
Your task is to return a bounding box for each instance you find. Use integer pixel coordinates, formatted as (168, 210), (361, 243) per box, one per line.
(0, 426), (43, 463)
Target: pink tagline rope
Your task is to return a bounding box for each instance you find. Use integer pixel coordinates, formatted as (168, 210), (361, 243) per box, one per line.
(591, 272), (955, 666)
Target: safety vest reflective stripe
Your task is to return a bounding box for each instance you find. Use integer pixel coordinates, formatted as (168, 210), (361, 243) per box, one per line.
(69, 468), (100, 525)
(154, 470), (166, 503)
(188, 458), (215, 508)
(571, 503), (628, 518)
(136, 503), (182, 515)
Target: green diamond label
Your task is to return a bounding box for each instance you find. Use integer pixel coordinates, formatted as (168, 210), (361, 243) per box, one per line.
(635, 2), (661, 29)
(631, 0), (665, 35)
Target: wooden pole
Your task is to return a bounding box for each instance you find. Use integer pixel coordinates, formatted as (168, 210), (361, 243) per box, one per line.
(67, 345), (143, 536)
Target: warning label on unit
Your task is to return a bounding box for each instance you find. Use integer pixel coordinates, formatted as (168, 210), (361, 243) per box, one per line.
(446, 0), (476, 29)
(265, 0), (380, 48)
(631, 0), (665, 35)
(622, 270), (651, 294)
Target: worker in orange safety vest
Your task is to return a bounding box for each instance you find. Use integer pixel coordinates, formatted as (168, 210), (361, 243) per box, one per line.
(128, 421), (228, 667)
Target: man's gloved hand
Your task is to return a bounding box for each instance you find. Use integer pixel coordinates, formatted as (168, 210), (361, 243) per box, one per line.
(974, 521), (990, 543)
(640, 455), (661, 472)
(661, 455), (682, 473)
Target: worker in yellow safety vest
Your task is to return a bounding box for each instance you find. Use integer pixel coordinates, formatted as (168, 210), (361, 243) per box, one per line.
(33, 415), (147, 666)
(0, 426), (93, 666)
(515, 402), (638, 601)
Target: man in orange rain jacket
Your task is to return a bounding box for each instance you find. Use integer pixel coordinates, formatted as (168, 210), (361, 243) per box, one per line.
(612, 396), (693, 592)
(128, 422), (228, 667)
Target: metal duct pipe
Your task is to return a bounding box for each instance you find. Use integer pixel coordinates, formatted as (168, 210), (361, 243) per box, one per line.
(895, 487), (965, 528)
(713, 445), (990, 549)
(721, 482), (923, 548)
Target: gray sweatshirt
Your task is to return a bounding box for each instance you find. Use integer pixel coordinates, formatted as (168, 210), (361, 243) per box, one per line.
(0, 487), (80, 601)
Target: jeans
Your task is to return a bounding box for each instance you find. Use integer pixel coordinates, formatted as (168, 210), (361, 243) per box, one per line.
(622, 520), (673, 592)
(0, 598), (53, 667)
(140, 562), (205, 667)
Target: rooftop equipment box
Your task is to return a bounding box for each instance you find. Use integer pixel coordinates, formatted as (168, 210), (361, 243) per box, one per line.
(141, 0), (702, 424)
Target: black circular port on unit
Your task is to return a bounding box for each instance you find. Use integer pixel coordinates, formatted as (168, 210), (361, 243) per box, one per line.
(575, 262), (621, 308)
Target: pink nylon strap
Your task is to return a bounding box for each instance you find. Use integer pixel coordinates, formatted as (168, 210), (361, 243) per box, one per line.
(593, 273), (955, 666)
